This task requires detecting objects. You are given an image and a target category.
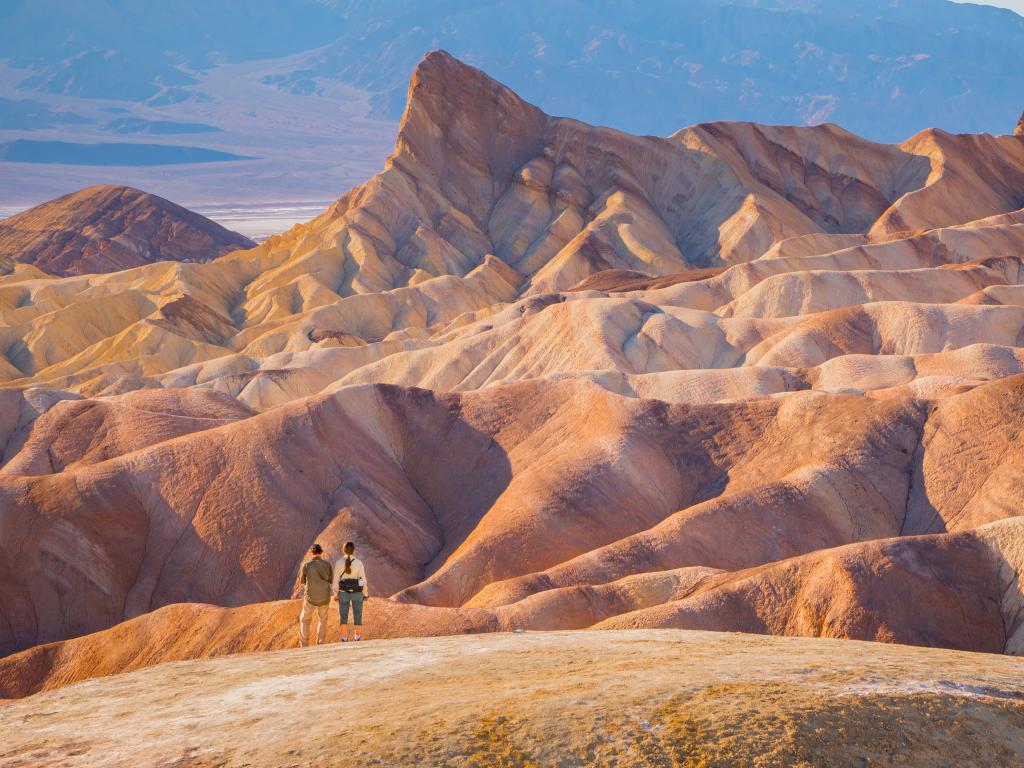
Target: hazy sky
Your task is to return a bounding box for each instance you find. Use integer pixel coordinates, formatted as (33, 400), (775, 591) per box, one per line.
(957, 0), (1024, 13)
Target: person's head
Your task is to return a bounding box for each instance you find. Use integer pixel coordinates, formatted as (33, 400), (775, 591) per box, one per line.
(310, 543), (323, 558)
(344, 541), (355, 556)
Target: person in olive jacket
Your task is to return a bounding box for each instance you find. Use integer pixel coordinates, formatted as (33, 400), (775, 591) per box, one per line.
(298, 543), (333, 646)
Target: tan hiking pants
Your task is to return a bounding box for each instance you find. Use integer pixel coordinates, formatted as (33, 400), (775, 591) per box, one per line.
(299, 600), (330, 646)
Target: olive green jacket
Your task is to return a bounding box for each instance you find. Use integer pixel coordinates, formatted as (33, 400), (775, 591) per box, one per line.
(301, 557), (334, 606)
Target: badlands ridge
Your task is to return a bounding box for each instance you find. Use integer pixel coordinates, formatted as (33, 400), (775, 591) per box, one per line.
(0, 185), (254, 276)
(3, 631), (1023, 767)
(2, 51), (1024, 714)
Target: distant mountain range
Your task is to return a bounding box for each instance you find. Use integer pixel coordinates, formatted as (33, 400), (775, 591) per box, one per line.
(1, 0), (1022, 206)
(285, 0), (1024, 139)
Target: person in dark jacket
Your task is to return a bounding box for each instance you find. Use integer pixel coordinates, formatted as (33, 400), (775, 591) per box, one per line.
(298, 543), (333, 646)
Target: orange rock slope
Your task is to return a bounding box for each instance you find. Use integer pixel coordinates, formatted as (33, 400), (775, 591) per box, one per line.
(0, 184), (254, 276)
(2, 51), (1024, 697)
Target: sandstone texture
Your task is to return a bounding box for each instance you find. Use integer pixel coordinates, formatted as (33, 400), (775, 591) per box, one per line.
(0, 185), (254, 276)
(2, 377), (1024, 671)
(0, 53), (1022, 404)
(2, 631), (1023, 767)
(2, 51), (1024, 707)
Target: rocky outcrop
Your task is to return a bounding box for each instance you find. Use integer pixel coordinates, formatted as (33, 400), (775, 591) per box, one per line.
(4, 375), (1024, 659)
(597, 529), (1015, 653)
(0, 185), (254, 275)
(0, 54), (1022, 403)
(3, 519), (1023, 700)
(0, 387), (254, 476)
(4, 52), (1024, 702)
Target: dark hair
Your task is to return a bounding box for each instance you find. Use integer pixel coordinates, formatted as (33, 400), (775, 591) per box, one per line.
(310, 543), (323, 554)
(343, 541), (355, 573)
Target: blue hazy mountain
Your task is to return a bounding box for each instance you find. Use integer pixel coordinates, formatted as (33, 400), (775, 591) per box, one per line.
(0, 97), (93, 130)
(0, 1), (348, 101)
(2, 0), (1022, 142)
(303, 0), (1024, 140)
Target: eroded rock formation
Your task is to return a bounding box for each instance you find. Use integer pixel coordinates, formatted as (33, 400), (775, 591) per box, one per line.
(0, 185), (254, 276)
(2, 52), (1024, 699)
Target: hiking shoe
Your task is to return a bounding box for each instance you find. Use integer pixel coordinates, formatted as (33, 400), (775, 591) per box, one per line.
(354, 635), (361, 641)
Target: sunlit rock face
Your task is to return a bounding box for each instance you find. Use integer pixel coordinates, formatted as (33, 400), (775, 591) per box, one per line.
(3, 52), (1024, 701)
(0, 184), (254, 276)
(3, 631), (1024, 767)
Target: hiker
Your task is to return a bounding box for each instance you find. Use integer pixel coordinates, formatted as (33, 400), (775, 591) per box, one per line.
(333, 541), (368, 641)
(298, 543), (334, 647)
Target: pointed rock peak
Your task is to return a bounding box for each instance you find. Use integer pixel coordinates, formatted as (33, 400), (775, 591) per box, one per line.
(412, 49), (478, 85)
(397, 49), (547, 142)
(1016, 110), (1023, 137)
(388, 51), (550, 222)
(404, 50), (513, 111)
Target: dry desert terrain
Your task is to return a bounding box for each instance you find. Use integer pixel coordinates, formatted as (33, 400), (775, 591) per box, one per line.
(3, 630), (1024, 768)
(1, 50), (1024, 763)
